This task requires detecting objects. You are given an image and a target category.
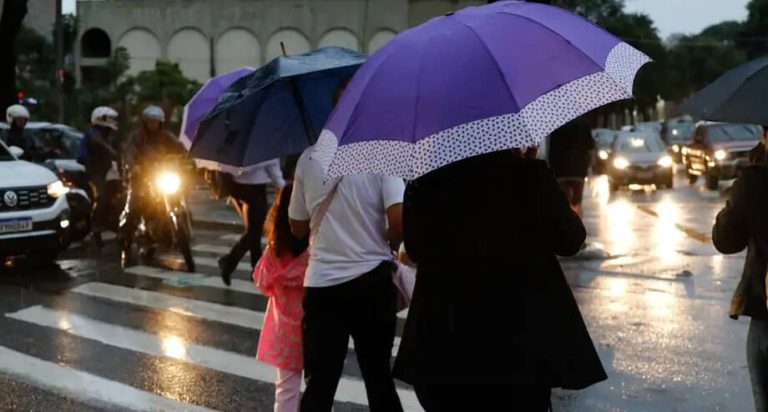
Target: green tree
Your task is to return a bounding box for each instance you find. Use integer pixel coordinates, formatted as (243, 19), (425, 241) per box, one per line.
(131, 60), (200, 132)
(739, 0), (768, 59)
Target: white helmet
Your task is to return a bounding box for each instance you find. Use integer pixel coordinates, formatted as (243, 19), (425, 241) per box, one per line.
(91, 106), (119, 130)
(6, 104), (30, 124)
(142, 105), (165, 122)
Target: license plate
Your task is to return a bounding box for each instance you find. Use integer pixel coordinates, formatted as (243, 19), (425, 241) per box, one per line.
(0, 218), (33, 234)
(637, 171), (653, 179)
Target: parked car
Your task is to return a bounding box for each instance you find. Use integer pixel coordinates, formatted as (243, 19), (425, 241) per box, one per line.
(592, 128), (616, 174)
(0, 141), (71, 262)
(662, 118), (695, 163)
(682, 122), (761, 190)
(607, 131), (674, 191)
(0, 122), (92, 241)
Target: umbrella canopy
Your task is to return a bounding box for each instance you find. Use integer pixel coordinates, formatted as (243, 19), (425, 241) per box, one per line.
(190, 47), (366, 167)
(313, 1), (650, 180)
(680, 56), (768, 125)
(180, 67), (255, 150)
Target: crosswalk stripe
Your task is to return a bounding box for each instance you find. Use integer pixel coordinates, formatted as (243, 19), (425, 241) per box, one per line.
(125, 264), (410, 320)
(125, 265), (259, 295)
(193, 244), (234, 255)
(0, 344), (215, 412)
(7, 306), (421, 410)
(71, 282), (401, 351)
(194, 256), (252, 273)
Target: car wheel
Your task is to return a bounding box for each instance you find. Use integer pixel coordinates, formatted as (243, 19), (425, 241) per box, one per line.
(705, 174), (719, 191)
(687, 172), (698, 185)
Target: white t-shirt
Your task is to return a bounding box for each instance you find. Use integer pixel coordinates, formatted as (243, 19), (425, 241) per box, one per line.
(233, 158), (286, 188)
(288, 147), (405, 287)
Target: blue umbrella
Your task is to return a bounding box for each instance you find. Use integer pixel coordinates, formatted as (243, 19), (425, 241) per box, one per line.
(190, 47), (366, 167)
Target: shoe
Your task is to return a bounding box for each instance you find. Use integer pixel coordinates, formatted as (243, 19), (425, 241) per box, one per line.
(218, 256), (235, 286)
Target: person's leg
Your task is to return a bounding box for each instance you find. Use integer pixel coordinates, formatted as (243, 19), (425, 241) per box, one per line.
(274, 368), (302, 412)
(219, 185), (250, 285)
(348, 263), (403, 412)
(748, 318), (768, 412)
(118, 182), (142, 266)
(89, 173), (107, 248)
(300, 286), (350, 412)
(247, 184), (268, 266)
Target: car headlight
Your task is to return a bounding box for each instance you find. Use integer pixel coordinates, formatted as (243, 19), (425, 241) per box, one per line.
(157, 172), (181, 194)
(714, 149), (728, 161)
(672, 145), (680, 153)
(598, 150), (609, 160)
(657, 155), (673, 168)
(613, 157), (630, 170)
(681, 147), (688, 155)
(47, 180), (70, 198)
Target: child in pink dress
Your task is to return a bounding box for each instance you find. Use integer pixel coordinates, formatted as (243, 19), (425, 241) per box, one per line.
(253, 183), (309, 412)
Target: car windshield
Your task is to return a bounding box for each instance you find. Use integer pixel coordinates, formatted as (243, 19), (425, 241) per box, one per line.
(0, 143), (14, 161)
(707, 124), (761, 143)
(593, 130), (615, 148)
(668, 123), (694, 143)
(615, 134), (665, 153)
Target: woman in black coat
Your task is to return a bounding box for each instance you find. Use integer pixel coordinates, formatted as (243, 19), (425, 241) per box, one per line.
(393, 148), (607, 411)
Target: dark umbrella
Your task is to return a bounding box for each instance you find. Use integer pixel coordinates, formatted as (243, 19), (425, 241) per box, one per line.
(189, 47), (366, 168)
(680, 56), (768, 125)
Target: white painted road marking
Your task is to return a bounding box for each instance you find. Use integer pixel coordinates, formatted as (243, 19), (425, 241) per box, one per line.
(192, 244), (235, 255)
(0, 345), (215, 412)
(7, 306), (421, 410)
(194, 256), (252, 273)
(125, 265), (259, 295)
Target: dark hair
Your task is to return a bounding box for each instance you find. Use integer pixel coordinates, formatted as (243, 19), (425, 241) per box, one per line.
(265, 183), (308, 258)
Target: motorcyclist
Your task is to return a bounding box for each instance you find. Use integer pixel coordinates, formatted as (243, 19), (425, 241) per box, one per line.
(82, 106), (120, 248)
(119, 105), (186, 266)
(3, 104), (51, 162)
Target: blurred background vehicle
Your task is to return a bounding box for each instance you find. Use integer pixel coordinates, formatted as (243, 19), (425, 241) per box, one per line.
(662, 117), (696, 163)
(592, 128), (617, 174)
(682, 122), (761, 190)
(607, 130), (674, 191)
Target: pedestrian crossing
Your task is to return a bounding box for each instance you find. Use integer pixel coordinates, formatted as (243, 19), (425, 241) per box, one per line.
(0, 237), (421, 412)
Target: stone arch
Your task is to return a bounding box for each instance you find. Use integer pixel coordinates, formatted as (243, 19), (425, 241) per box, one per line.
(216, 28), (260, 75)
(168, 27), (211, 82)
(368, 29), (397, 54)
(81, 28), (111, 58)
(318, 28), (360, 51)
(266, 28), (311, 61)
(118, 28), (161, 76)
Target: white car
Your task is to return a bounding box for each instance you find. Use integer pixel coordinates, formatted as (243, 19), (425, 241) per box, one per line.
(0, 141), (71, 261)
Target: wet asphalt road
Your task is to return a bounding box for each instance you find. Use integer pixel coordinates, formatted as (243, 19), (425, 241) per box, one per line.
(0, 172), (755, 411)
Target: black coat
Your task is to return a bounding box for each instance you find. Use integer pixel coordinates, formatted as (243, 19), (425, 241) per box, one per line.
(712, 165), (768, 320)
(393, 151), (607, 390)
(83, 126), (118, 177)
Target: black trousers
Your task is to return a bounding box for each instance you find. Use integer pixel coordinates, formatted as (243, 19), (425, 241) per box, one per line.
(226, 183), (268, 267)
(87, 171), (108, 231)
(301, 262), (403, 412)
(415, 384), (552, 412)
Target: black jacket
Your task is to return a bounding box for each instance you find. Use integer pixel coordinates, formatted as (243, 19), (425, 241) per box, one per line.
(83, 126), (119, 176)
(713, 165), (768, 320)
(548, 119), (595, 179)
(123, 129), (185, 170)
(393, 151), (607, 390)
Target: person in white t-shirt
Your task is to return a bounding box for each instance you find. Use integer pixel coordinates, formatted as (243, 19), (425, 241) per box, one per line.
(218, 159), (285, 286)
(288, 146), (405, 412)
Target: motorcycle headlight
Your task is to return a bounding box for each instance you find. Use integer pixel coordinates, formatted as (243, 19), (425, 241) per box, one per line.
(598, 150), (609, 160)
(714, 149), (728, 161)
(47, 180), (69, 198)
(157, 172), (181, 194)
(672, 145), (680, 153)
(613, 157), (630, 170)
(657, 155), (673, 168)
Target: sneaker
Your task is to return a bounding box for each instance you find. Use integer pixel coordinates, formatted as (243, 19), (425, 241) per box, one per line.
(218, 256), (235, 286)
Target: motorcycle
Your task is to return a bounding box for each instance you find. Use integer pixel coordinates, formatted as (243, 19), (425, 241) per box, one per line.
(122, 156), (195, 272)
(42, 159), (92, 243)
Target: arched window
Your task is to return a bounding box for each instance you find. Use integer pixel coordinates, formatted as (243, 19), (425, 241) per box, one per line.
(81, 28), (111, 58)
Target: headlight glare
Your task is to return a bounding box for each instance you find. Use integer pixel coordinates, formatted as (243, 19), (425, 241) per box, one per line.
(47, 180), (69, 198)
(157, 172), (181, 194)
(657, 155), (673, 168)
(613, 158), (630, 170)
(714, 149), (728, 161)
(598, 150), (609, 160)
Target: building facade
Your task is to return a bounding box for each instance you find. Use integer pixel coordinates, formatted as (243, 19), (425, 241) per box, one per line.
(76, 0), (483, 84)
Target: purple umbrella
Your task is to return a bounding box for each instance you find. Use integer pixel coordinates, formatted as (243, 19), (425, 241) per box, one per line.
(313, 1), (651, 180)
(180, 67), (255, 151)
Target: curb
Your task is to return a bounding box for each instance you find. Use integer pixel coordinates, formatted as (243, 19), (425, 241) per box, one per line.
(192, 219), (243, 233)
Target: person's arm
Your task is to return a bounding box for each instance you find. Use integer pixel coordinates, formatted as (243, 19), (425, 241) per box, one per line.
(712, 172), (750, 254)
(266, 159), (286, 189)
(288, 167), (310, 239)
(538, 161), (586, 256)
(381, 176), (406, 251)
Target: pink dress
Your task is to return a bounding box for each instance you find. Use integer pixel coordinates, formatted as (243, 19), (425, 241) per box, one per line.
(253, 246), (309, 372)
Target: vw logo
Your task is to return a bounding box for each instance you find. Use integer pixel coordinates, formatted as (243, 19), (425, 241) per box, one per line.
(3, 191), (18, 208)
